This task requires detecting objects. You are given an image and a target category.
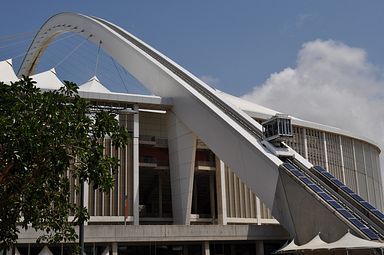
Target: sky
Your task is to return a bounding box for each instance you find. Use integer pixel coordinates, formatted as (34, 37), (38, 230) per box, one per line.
(1, 1), (384, 166)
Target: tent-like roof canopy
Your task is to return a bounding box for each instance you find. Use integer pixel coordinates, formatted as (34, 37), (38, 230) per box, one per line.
(326, 231), (384, 250)
(276, 232), (384, 253)
(37, 246), (53, 255)
(0, 59), (18, 83)
(31, 68), (63, 90)
(79, 76), (111, 93)
(277, 239), (300, 253)
(298, 233), (329, 250)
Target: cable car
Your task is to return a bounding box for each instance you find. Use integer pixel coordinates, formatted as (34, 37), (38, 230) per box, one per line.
(262, 114), (293, 144)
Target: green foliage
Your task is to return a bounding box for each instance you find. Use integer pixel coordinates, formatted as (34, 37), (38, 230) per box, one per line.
(0, 77), (130, 249)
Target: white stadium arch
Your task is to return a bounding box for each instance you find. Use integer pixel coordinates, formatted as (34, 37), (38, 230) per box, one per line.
(16, 13), (384, 244)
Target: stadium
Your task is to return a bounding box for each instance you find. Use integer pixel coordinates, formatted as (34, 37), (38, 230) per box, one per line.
(0, 12), (383, 255)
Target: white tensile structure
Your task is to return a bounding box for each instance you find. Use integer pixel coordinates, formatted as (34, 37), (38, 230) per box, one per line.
(1, 12), (383, 255)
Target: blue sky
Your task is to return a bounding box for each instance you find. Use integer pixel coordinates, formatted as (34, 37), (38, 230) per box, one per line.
(1, 1), (384, 169)
(2, 1), (384, 155)
(2, 1), (384, 96)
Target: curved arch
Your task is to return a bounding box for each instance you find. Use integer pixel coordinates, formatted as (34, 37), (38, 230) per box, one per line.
(19, 11), (281, 219)
(18, 12), (265, 142)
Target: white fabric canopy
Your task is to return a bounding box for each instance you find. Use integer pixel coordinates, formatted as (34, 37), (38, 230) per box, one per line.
(297, 233), (329, 250)
(276, 231), (384, 253)
(14, 247), (21, 255)
(326, 231), (384, 250)
(79, 76), (111, 93)
(277, 239), (300, 253)
(38, 246), (53, 255)
(31, 68), (63, 90)
(0, 59), (18, 83)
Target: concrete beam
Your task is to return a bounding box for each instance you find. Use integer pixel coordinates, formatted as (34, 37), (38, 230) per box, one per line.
(17, 224), (289, 243)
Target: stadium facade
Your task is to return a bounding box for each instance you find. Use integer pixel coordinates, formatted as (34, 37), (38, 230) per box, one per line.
(0, 12), (383, 255)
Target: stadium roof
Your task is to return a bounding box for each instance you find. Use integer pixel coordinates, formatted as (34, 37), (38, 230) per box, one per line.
(0, 59), (379, 150)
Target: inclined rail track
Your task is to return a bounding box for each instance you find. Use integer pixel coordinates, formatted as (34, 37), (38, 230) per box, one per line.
(96, 17), (384, 241)
(283, 159), (384, 240)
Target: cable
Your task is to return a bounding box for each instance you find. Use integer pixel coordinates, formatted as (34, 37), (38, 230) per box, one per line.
(11, 33), (78, 60)
(54, 36), (90, 69)
(94, 40), (102, 77)
(0, 36), (34, 50)
(120, 64), (149, 94)
(111, 56), (129, 93)
(0, 30), (36, 43)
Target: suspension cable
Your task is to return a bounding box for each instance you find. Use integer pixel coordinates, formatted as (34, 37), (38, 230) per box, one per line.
(94, 40), (102, 77)
(111, 56), (129, 93)
(12, 33), (78, 60)
(0, 36), (34, 50)
(54, 35), (90, 69)
(0, 30), (36, 43)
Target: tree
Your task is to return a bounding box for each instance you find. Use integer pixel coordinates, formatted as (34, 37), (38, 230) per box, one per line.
(0, 77), (129, 249)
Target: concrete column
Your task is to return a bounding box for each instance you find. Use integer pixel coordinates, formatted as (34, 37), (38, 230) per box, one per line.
(303, 128), (308, 159)
(203, 241), (210, 255)
(101, 247), (110, 255)
(323, 132), (329, 171)
(339, 136), (346, 184)
(256, 197), (261, 225)
(111, 243), (118, 255)
(84, 181), (89, 225)
(215, 159), (227, 225)
(159, 174), (163, 218)
(244, 183), (250, 218)
(209, 173), (216, 222)
(362, 144), (371, 201)
(239, 178), (245, 218)
(132, 104), (140, 225)
(101, 139), (106, 216)
(228, 170), (235, 217)
(376, 156), (384, 211)
(234, 175), (240, 217)
(167, 111), (196, 225)
(352, 140), (360, 194)
(109, 139), (113, 216)
(255, 241), (264, 255)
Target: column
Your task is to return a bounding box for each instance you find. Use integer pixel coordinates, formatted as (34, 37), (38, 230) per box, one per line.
(203, 241), (210, 255)
(256, 197), (261, 225)
(339, 136), (346, 184)
(132, 104), (140, 225)
(255, 241), (264, 255)
(112, 243), (118, 255)
(352, 140), (360, 194)
(84, 181), (89, 225)
(303, 128), (308, 159)
(215, 159), (227, 225)
(209, 173), (216, 222)
(159, 174), (163, 218)
(362, 144), (371, 201)
(167, 111), (196, 225)
(323, 132), (329, 171)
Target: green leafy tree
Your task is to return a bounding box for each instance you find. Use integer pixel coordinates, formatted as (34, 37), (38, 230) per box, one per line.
(0, 77), (129, 249)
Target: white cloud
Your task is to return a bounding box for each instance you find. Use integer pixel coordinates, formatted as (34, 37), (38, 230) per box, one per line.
(296, 14), (316, 29)
(200, 74), (220, 87)
(243, 39), (384, 171)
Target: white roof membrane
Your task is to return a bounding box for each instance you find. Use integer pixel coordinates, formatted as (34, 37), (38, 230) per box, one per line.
(79, 76), (111, 93)
(0, 59), (18, 83)
(276, 232), (384, 253)
(326, 231), (384, 250)
(31, 68), (63, 90)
